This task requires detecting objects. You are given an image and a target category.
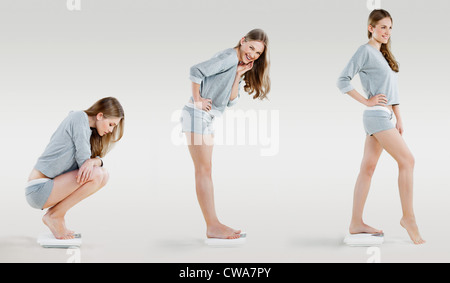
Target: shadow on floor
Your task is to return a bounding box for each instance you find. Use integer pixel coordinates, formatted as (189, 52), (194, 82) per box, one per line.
(0, 236), (76, 263)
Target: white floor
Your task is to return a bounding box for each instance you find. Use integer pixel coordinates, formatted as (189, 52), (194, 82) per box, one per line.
(1, 174), (448, 263)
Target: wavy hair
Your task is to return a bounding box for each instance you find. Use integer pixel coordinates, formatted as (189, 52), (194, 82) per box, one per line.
(235, 29), (271, 100)
(84, 97), (125, 158)
(368, 9), (399, 72)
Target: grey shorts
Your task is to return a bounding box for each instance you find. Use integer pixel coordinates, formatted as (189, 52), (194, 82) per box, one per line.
(180, 104), (215, 135)
(363, 106), (395, 136)
(25, 178), (54, 210)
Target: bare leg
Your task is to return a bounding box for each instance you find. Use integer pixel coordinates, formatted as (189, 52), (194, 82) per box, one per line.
(42, 167), (109, 239)
(350, 135), (384, 234)
(373, 128), (425, 244)
(185, 132), (241, 239)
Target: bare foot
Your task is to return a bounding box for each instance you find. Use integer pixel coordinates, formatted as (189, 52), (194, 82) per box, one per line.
(207, 223), (242, 239)
(349, 222), (383, 235)
(400, 217), (425, 245)
(42, 212), (74, 240)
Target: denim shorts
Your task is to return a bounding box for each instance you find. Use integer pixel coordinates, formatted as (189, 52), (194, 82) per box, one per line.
(363, 106), (395, 136)
(25, 178), (54, 210)
(180, 104), (215, 135)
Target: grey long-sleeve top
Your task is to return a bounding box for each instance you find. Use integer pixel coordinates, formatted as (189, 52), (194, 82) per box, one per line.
(34, 111), (92, 178)
(189, 48), (242, 116)
(337, 43), (399, 105)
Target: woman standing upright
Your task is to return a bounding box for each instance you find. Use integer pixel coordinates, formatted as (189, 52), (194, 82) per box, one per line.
(337, 10), (425, 244)
(181, 29), (271, 240)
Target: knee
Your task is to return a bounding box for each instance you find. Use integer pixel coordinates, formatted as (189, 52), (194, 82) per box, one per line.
(360, 163), (377, 178)
(398, 154), (415, 170)
(91, 167), (109, 187)
(100, 168), (110, 187)
(195, 163), (212, 177)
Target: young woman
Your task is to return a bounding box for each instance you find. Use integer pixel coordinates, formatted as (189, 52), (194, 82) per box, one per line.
(180, 29), (271, 240)
(337, 9), (425, 244)
(26, 97), (125, 239)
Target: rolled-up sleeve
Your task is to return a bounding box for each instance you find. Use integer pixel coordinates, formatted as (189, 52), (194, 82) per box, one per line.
(227, 78), (242, 107)
(227, 94), (240, 107)
(337, 46), (367, 94)
(190, 52), (237, 85)
(69, 113), (92, 168)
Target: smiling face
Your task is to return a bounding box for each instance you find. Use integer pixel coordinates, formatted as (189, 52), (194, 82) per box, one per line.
(238, 39), (265, 64)
(368, 16), (392, 45)
(95, 113), (122, 137)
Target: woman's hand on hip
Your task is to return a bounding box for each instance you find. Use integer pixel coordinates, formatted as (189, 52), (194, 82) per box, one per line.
(366, 94), (388, 106)
(194, 97), (213, 112)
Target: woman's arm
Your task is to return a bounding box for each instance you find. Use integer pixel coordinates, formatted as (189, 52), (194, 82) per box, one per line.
(229, 61), (254, 103)
(191, 82), (212, 111)
(77, 158), (103, 184)
(392, 105), (404, 135)
(70, 112), (104, 183)
(190, 52), (236, 84)
(229, 75), (242, 102)
(190, 51), (241, 111)
(346, 89), (388, 107)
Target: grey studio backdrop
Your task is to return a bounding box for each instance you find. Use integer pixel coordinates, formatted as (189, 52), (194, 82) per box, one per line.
(0, 0), (449, 262)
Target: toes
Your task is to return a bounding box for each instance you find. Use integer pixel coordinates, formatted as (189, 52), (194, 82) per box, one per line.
(413, 237), (425, 245)
(227, 234), (240, 240)
(55, 234), (75, 240)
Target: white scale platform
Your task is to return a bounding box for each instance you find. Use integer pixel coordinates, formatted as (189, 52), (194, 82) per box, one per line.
(344, 233), (384, 247)
(37, 232), (82, 248)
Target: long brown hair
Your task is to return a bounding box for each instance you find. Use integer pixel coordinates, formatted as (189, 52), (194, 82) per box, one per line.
(368, 9), (399, 72)
(84, 97), (125, 158)
(235, 29), (271, 100)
